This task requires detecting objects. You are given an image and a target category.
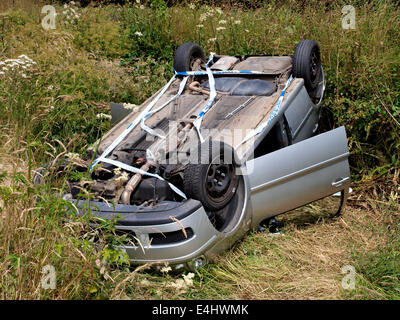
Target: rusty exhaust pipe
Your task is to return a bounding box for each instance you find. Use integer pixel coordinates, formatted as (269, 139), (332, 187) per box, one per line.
(121, 120), (194, 204)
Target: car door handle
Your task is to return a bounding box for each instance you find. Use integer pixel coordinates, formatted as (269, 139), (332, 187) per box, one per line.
(332, 177), (350, 188)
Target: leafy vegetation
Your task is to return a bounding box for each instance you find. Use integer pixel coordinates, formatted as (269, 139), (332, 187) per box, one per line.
(0, 0), (399, 299)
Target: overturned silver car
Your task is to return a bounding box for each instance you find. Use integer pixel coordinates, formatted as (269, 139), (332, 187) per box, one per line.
(42, 40), (351, 270)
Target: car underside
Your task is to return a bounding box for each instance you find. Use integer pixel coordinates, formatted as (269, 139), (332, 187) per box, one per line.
(35, 41), (351, 269)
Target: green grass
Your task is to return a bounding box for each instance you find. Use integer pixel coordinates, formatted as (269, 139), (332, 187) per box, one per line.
(0, 0), (399, 300)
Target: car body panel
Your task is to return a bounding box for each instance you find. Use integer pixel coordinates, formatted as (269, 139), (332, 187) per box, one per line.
(284, 83), (320, 142)
(284, 69), (325, 143)
(247, 126), (350, 228)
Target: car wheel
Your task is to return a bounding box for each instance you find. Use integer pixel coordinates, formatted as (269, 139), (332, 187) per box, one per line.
(292, 40), (322, 97)
(173, 42), (205, 73)
(183, 141), (239, 211)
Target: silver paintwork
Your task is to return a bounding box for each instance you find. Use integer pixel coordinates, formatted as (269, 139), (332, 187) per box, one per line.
(81, 56), (350, 269)
(248, 126), (350, 229)
(285, 68), (325, 143)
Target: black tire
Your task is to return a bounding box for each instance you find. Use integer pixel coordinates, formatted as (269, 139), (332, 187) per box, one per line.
(173, 42), (205, 73)
(183, 141), (239, 211)
(292, 40), (322, 94)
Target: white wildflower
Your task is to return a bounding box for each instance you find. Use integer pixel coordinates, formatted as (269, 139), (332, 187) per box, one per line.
(167, 273), (195, 293)
(66, 152), (80, 159)
(64, 4), (68, 9)
(218, 20), (227, 24)
(0, 55), (36, 77)
(199, 13), (207, 22)
(207, 38), (217, 43)
(135, 31), (143, 37)
(113, 167), (122, 175)
(19, 55), (32, 62)
(245, 29), (250, 33)
(234, 20), (241, 25)
(168, 279), (186, 291)
(161, 266), (172, 273)
(183, 273), (195, 286)
(189, 3), (195, 10)
(196, 24), (204, 28)
(123, 103), (139, 112)
(216, 26), (226, 31)
(216, 8), (223, 15)
(96, 113), (112, 120)
(0, 72), (5, 76)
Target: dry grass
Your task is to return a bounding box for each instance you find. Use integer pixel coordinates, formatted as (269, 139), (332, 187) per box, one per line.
(192, 209), (362, 299)
(0, 0), (45, 14)
(122, 191), (398, 300)
(208, 202), (396, 299)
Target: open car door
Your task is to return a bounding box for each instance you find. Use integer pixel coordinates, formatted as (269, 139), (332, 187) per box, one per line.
(247, 126), (350, 228)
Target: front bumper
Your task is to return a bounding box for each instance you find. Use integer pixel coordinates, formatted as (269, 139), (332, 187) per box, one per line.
(73, 190), (252, 269)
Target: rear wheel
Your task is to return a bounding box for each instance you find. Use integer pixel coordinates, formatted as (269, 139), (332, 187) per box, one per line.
(292, 40), (322, 98)
(183, 141), (239, 211)
(173, 42), (205, 73)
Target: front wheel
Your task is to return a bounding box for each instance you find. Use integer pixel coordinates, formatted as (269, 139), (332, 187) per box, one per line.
(183, 141), (239, 211)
